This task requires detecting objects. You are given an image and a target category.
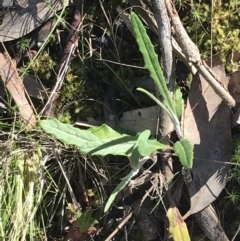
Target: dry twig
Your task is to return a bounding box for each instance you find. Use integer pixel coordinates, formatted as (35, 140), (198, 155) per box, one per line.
(43, 1), (84, 117)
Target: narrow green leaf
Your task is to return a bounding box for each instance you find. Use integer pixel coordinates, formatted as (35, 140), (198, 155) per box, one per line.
(137, 87), (182, 138)
(137, 87), (171, 116)
(173, 139), (194, 168)
(131, 12), (175, 113)
(104, 169), (139, 213)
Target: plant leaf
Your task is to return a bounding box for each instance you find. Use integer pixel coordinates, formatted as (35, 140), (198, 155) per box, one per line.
(130, 145), (141, 169)
(137, 87), (171, 116)
(166, 207), (191, 241)
(80, 136), (138, 156)
(39, 119), (97, 146)
(72, 209), (98, 232)
(138, 129), (151, 141)
(137, 87), (182, 139)
(131, 12), (175, 113)
(104, 169), (139, 213)
(138, 139), (170, 156)
(88, 124), (123, 138)
(39, 119), (138, 156)
(174, 139), (194, 168)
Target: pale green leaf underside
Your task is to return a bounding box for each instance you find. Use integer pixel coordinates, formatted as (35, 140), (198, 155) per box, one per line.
(174, 85), (184, 119)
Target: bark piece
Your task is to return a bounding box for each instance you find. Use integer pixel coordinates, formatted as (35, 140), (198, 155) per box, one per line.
(183, 54), (231, 219)
(0, 52), (36, 129)
(194, 205), (229, 241)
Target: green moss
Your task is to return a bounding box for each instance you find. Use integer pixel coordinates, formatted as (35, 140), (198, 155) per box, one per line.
(21, 51), (57, 84)
(179, 0), (240, 72)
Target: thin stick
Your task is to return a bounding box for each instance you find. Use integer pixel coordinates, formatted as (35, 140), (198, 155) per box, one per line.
(165, 0), (236, 108)
(42, 1), (84, 117)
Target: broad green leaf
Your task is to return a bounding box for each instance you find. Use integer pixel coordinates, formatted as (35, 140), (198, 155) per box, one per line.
(138, 129), (151, 141)
(131, 12), (175, 113)
(174, 85), (183, 119)
(174, 139), (194, 168)
(39, 119), (138, 156)
(104, 169), (139, 213)
(88, 124), (123, 138)
(167, 207), (191, 241)
(138, 139), (170, 156)
(39, 119), (97, 146)
(80, 135), (137, 156)
(72, 209), (98, 232)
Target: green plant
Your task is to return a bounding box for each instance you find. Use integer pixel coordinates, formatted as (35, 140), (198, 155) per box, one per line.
(130, 12), (193, 168)
(183, 0), (240, 71)
(16, 38), (30, 51)
(39, 12), (194, 214)
(39, 119), (170, 211)
(225, 189), (240, 207)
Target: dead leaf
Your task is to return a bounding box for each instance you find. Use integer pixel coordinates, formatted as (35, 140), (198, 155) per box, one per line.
(183, 54), (231, 219)
(0, 0), (74, 41)
(120, 106), (160, 135)
(166, 207), (190, 241)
